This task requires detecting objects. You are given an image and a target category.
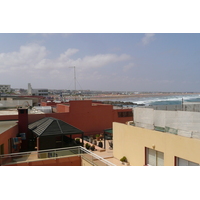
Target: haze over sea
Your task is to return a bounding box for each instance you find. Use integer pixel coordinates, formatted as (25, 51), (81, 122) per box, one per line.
(99, 94), (200, 107)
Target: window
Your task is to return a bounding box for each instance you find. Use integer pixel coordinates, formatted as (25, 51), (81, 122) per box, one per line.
(118, 111), (133, 118)
(145, 148), (164, 166)
(175, 157), (199, 166)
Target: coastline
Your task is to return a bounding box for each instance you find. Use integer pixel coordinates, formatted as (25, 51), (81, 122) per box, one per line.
(85, 92), (200, 100)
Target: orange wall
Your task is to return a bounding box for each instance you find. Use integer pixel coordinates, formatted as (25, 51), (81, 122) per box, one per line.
(113, 108), (133, 123)
(0, 115), (18, 121)
(53, 101), (133, 135)
(41, 102), (57, 106)
(0, 124), (18, 154)
(6, 156), (81, 166)
(56, 104), (70, 113)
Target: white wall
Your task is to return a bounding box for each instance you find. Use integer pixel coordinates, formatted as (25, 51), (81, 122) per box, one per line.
(133, 107), (200, 139)
(0, 100), (32, 108)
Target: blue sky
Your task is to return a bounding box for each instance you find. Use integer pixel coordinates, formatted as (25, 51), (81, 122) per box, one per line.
(1, 0), (200, 92)
(1, 33), (200, 92)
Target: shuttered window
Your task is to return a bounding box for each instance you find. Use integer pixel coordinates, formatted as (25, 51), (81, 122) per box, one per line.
(146, 148), (164, 166)
(176, 157), (199, 166)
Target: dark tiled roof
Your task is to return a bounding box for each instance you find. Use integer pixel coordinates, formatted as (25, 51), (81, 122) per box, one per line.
(28, 117), (83, 137)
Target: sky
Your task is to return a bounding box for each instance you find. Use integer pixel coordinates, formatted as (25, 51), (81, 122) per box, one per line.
(1, 33), (200, 92)
(1, 1), (200, 93)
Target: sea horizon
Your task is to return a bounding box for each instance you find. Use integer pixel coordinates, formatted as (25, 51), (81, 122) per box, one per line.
(92, 94), (200, 107)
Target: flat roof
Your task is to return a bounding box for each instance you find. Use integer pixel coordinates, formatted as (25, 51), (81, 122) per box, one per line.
(0, 120), (18, 134)
(0, 109), (18, 115)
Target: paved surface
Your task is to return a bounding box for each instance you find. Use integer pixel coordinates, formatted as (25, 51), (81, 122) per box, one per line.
(91, 140), (128, 166)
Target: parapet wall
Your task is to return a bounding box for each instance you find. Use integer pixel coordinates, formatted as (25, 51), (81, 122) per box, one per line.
(133, 107), (200, 139)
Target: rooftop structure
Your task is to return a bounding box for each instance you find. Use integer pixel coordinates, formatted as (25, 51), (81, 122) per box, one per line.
(143, 101), (200, 112)
(133, 107), (200, 139)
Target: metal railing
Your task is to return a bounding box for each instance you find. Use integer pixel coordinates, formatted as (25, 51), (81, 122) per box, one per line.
(0, 146), (116, 166)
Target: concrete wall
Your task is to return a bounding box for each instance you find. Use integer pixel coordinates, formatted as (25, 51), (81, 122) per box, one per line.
(0, 100), (33, 108)
(133, 107), (200, 138)
(146, 103), (200, 112)
(113, 122), (200, 166)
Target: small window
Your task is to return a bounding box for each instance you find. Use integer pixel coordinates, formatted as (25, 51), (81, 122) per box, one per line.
(118, 111), (133, 118)
(175, 157), (199, 166)
(145, 147), (164, 166)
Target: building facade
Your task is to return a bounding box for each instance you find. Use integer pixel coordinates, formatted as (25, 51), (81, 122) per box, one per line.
(113, 107), (200, 166)
(28, 83), (48, 96)
(0, 85), (11, 93)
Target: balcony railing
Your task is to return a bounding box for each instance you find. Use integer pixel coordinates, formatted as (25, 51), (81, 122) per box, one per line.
(0, 146), (116, 166)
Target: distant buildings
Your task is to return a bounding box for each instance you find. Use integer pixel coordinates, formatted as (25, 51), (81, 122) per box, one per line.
(28, 83), (48, 96)
(0, 85), (11, 93)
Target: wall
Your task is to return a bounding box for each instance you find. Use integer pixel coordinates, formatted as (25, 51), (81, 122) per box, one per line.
(6, 156), (81, 166)
(133, 107), (200, 138)
(113, 122), (200, 166)
(54, 100), (133, 135)
(56, 104), (70, 113)
(0, 124), (18, 154)
(0, 100), (33, 108)
(147, 103), (200, 112)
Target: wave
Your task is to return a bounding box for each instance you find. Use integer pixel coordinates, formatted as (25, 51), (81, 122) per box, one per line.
(101, 94), (200, 106)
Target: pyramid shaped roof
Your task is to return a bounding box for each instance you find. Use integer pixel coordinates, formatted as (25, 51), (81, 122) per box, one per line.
(28, 117), (83, 137)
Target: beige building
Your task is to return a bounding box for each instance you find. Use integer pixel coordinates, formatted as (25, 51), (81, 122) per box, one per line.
(113, 107), (200, 166)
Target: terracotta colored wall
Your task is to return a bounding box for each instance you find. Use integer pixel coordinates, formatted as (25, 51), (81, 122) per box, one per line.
(113, 109), (133, 124)
(41, 102), (57, 106)
(56, 104), (70, 113)
(0, 124), (18, 154)
(0, 115), (18, 121)
(6, 156), (81, 166)
(54, 100), (133, 135)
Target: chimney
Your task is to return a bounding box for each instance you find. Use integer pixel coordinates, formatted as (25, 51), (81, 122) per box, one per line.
(18, 108), (29, 151)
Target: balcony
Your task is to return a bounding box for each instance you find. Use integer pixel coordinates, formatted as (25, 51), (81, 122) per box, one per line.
(0, 146), (116, 166)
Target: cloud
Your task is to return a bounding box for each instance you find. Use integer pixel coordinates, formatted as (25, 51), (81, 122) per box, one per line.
(58, 48), (79, 60)
(142, 33), (155, 45)
(123, 62), (134, 72)
(0, 43), (131, 83)
(0, 43), (47, 70)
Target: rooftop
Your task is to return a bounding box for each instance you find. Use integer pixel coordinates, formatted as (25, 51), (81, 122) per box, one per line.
(0, 120), (17, 134)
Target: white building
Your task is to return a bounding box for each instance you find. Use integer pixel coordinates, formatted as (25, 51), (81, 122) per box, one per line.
(32, 89), (48, 96)
(0, 85), (11, 93)
(28, 83), (48, 96)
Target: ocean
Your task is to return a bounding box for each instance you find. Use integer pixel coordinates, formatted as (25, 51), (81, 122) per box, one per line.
(98, 94), (200, 107)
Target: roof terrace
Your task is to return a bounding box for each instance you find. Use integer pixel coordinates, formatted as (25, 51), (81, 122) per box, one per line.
(0, 146), (116, 166)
